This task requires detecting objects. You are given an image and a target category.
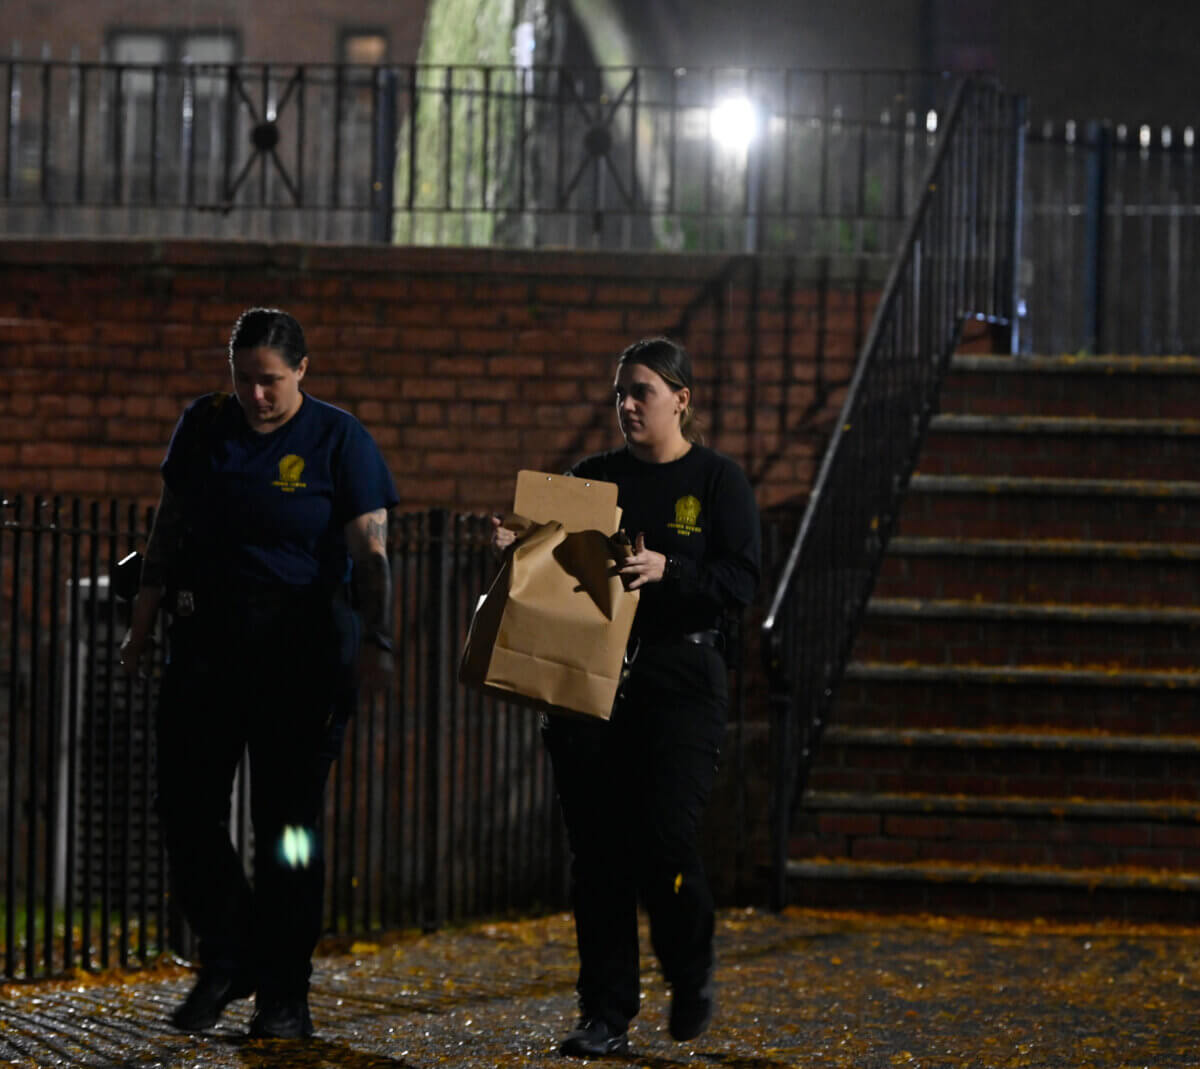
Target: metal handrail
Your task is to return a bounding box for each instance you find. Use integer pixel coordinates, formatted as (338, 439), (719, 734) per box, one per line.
(760, 77), (1027, 909)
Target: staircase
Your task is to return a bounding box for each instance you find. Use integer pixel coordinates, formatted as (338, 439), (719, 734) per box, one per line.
(788, 354), (1200, 920)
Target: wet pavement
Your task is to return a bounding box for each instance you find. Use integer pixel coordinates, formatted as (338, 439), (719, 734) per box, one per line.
(1, 907), (1199, 1067)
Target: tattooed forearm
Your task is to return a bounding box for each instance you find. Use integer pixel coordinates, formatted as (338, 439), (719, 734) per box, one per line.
(364, 513), (387, 548)
(352, 551), (392, 635)
(347, 509), (392, 636)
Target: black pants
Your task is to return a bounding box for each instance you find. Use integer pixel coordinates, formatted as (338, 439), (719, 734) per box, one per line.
(155, 587), (354, 999)
(542, 638), (728, 1032)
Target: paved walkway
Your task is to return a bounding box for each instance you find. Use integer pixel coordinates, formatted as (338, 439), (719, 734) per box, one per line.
(1, 908), (1198, 1067)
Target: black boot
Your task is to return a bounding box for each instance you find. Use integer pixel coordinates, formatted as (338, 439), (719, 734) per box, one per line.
(170, 970), (255, 1032)
(669, 976), (715, 1042)
(249, 990), (315, 1039)
(559, 1016), (629, 1058)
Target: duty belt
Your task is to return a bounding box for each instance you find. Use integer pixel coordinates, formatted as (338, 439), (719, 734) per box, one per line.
(630, 629), (725, 656)
(679, 628), (724, 651)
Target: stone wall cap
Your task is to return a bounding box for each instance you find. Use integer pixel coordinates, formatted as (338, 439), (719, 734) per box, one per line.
(0, 237), (890, 284)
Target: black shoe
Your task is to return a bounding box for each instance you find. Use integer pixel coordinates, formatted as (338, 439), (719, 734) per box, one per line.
(249, 992), (315, 1040)
(170, 970), (255, 1032)
(669, 978), (714, 1042)
(558, 1017), (629, 1058)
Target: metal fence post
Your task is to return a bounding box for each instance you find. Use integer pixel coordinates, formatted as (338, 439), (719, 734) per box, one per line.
(1084, 119), (1111, 354)
(422, 508), (451, 932)
(766, 620), (793, 913)
(4, 495), (22, 977)
(768, 700), (795, 912)
(371, 67), (397, 244)
(1007, 95), (1028, 355)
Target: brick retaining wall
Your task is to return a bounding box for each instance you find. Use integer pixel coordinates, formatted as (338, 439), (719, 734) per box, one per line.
(0, 240), (880, 513)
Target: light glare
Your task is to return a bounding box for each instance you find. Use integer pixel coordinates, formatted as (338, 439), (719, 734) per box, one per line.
(710, 96), (758, 152)
(279, 824), (314, 869)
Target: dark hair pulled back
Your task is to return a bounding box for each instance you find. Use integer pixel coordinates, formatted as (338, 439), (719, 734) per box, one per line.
(617, 336), (702, 442)
(228, 308), (307, 369)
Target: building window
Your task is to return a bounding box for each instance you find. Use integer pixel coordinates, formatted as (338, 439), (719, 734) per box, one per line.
(340, 29), (388, 66)
(107, 29), (238, 70)
(108, 33), (169, 94)
(106, 29), (237, 108)
(102, 29), (239, 200)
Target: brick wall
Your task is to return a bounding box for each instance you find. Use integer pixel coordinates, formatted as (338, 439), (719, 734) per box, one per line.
(0, 240), (879, 515)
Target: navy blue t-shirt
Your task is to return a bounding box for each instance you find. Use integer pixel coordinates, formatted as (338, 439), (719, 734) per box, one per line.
(162, 392), (399, 591)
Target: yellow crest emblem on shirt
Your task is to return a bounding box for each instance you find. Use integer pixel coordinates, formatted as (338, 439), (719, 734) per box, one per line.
(668, 495), (702, 536)
(274, 454), (308, 492)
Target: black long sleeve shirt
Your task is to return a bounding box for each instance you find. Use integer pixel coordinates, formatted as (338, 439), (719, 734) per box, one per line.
(570, 445), (761, 642)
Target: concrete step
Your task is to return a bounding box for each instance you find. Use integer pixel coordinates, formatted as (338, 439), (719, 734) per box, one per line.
(907, 473), (1200, 499)
(864, 598), (1200, 626)
(788, 857), (1200, 893)
(897, 477), (1200, 542)
(789, 353), (1200, 920)
(812, 725), (1200, 802)
(873, 536), (1200, 606)
(844, 662), (1200, 689)
(939, 355), (1200, 420)
(794, 789), (1200, 870)
(918, 413), (1200, 481)
(835, 671), (1200, 735)
(854, 598), (1200, 671)
(784, 856), (1200, 921)
(821, 723), (1200, 753)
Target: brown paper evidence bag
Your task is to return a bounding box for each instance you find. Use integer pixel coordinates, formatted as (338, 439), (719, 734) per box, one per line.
(458, 470), (639, 720)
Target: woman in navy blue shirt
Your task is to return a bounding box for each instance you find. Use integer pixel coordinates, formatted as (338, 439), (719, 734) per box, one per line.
(120, 308), (397, 1040)
(492, 337), (761, 1058)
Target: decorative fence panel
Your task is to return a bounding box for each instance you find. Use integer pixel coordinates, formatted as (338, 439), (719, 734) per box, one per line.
(0, 498), (571, 980)
(6, 58), (1196, 353)
(0, 59), (955, 253)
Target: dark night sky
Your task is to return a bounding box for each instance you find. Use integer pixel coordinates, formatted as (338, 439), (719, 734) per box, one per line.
(651, 0), (1200, 129)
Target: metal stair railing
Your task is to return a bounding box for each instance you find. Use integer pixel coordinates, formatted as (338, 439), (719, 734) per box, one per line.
(760, 78), (1027, 910)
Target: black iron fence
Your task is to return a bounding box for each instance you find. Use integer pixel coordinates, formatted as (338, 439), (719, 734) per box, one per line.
(0, 58), (955, 251)
(760, 79), (1027, 909)
(5, 57), (1197, 353)
(1, 59), (401, 243)
(0, 497), (578, 980)
(1025, 119), (1200, 355)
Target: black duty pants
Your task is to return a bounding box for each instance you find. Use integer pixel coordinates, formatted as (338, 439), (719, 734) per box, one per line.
(542, 638), (728, 1032)
(155, 586), (354, 999)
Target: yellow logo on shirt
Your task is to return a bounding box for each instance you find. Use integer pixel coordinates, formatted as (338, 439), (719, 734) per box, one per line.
(274, 454), (308, 492)
(668, 495), (702, 536)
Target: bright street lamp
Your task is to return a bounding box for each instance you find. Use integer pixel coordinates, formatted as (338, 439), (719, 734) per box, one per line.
(709, 95), (759, 154)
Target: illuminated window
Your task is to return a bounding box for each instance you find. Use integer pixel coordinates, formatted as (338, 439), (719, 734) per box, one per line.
(108, 28), (237, 70)
(181, 33), (237, 66)
(109, 33), (169, 66)
(341, 30), (388, 65)
(103, 28), (239, 197)
(108, 33), (168, 94)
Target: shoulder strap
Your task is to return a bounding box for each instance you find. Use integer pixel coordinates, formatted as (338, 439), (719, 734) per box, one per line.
(197, 391), (229, 432)
(189, 392), (229, 467)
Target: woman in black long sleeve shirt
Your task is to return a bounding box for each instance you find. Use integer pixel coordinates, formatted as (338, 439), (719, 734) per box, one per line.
(493, 337), (761, 1058)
